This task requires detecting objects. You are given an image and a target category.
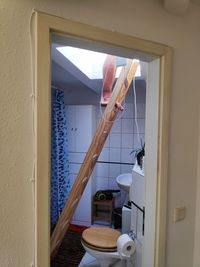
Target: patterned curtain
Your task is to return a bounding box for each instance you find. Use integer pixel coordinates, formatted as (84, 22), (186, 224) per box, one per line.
(51, 88), (71, 225)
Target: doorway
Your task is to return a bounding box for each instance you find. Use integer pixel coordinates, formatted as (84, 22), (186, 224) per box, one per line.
(51, 41), (146, 267)
(34, 11), (171, 267)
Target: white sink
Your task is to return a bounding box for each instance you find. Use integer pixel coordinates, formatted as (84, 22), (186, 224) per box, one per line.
(116, 173), (132, 192)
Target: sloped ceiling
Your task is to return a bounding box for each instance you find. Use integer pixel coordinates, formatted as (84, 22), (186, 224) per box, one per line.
(51, 44), (102, 94)
(51, 43), (147, 97)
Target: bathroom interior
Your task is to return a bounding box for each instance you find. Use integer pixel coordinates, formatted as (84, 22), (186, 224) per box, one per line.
(50, 35), (147, 267)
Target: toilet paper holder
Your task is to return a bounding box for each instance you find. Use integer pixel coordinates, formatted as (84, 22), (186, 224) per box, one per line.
(128, 230), (136, 241)
(128, 201), (145, 236)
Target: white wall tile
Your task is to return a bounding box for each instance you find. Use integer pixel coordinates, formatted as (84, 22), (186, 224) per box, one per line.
(110, 133), (121, 148)
(121, 164), (133, 173)
(96, 176), (109, 191)
(121, 148), (134, 164)
(108, 164), (121, 178)
(111, 118), (121, 133)
(121, 133), (134, 148)
(123, 103), (134, 118)
(70, 163), (81, 174)
(136, 103), (146, 118)
(70, 174), (76, 188)
(108, 177), (120, 190)
(109, 148), (121, 162)
(96, 163), (109, 177)
(135, 81), (146, 103)
(99, 147), (109, 161)
(133, 134), (145, 149)
(122, 118), (134, 133)
(134, 119), (145, 134)
(68, 152), (85, 163)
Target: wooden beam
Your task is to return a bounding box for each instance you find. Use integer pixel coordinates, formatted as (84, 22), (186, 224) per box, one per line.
(50, 59), (139, 257)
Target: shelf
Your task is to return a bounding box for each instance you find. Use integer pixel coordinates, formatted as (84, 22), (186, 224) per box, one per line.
(92, 198), (114, 226)
(133, 164), (144, 176)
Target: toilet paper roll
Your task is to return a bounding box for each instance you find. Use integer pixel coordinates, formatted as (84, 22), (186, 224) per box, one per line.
(117, 234), (136, 257)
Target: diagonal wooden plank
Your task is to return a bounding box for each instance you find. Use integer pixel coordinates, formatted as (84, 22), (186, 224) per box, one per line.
(50, 59), (139, 257)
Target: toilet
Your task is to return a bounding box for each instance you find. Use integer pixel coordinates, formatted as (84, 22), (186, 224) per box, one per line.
(81, 227), (135, 267)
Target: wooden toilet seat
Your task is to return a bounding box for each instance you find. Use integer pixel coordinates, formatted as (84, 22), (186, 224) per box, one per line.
(82, 227), (121, 252)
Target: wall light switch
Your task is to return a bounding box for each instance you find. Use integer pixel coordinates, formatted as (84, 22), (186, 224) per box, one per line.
(173, 207), (186, 222)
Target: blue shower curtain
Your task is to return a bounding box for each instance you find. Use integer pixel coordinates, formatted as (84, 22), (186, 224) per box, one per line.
(51, 88), (71, 225)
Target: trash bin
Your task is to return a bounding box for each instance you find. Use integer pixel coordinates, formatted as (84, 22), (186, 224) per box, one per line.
(113, 207), (122, 229)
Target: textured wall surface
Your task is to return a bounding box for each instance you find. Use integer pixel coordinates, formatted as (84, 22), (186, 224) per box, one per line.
(193, 115), (200, 267)
(0, 0), (200, 267)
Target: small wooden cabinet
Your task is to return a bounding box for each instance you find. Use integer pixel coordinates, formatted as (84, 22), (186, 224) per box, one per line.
(92, 198), (114, 226)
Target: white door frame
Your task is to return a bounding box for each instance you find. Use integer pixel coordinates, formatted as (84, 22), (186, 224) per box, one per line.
(34, 11), (172, 267)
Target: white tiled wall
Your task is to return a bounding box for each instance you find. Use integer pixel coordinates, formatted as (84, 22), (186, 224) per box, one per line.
(95, 82), (146, 208)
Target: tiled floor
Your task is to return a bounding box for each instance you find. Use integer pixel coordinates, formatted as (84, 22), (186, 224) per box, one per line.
(78, 252), (100, 267)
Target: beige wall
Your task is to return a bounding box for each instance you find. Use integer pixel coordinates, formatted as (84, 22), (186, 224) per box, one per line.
(193, 115), (200, 267)
(0, 0), (200, 266)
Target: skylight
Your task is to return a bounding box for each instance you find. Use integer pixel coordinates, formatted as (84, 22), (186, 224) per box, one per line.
(56, 46), (141, 79)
